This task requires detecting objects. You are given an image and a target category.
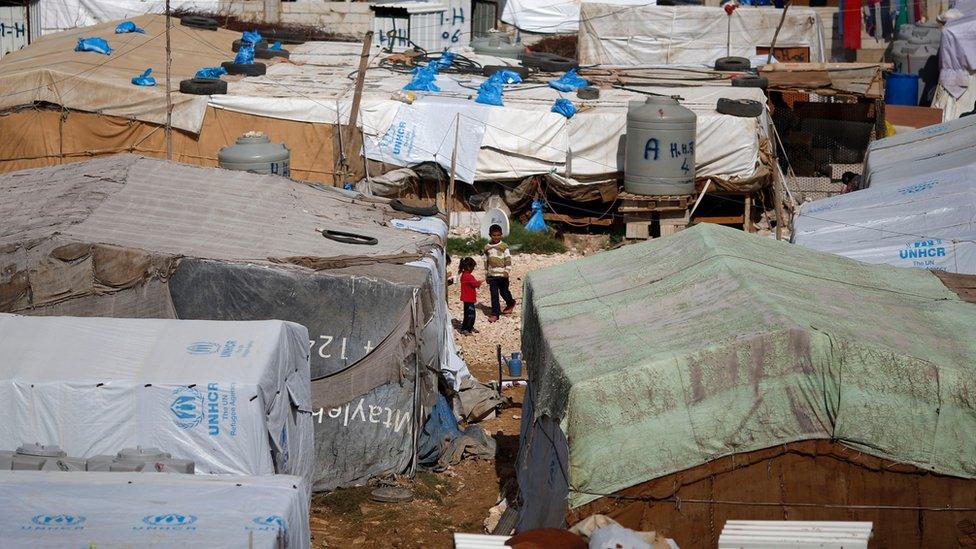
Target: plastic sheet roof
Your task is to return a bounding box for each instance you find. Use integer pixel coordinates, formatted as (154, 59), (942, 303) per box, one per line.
(523, 223), (976, 506)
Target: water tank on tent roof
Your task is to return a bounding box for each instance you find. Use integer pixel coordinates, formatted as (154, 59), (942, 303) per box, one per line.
(218, 131), (290, 177)
(624, 96), (697, 195)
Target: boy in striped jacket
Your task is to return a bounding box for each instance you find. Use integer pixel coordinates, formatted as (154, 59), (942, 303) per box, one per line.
(484, 224), (516, 322)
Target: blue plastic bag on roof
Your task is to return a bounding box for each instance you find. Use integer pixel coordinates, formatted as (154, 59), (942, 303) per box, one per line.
(489, 69), (522, 85)
(524, 199), (547, 232)
(131, 68), (156, 86)
(548, 68), (587, 92)
(268, 41), (283, 51)
(75, 37), (112, 55)
(241, 30), (263, 45)
(435, 51), (456, 70)
(475, 79), (504, 106)
(403, 64), (440, 92)
(551, 97), (576, 118)
(195, 66), (228, 79)
(115, 21), (144, 34)
(234, 45), (255, 65)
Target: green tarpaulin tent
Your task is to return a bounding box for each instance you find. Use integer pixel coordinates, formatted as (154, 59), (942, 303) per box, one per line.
(517, 223), (976, 529)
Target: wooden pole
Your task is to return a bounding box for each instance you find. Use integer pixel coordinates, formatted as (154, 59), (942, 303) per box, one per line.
(343, 31), (374, 179)
(766, 0), (792, 65)
(447, 113), (459, 226)
(164, 0), (173, 160)
(772, 174), (786, 241)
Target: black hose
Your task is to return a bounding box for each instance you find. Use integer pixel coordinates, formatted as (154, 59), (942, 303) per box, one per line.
(389, 199), (440, 217)
(320, 229), (378, 245)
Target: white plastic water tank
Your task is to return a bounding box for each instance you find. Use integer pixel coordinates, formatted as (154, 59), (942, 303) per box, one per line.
(218, 131), (291, 177)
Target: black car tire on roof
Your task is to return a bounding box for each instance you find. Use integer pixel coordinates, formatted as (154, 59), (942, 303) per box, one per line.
(577, 86), (600, 100)
(716, 98), (764, 117)
(232, 39), (267, 52)
(221, 61), (267, 76)
(180, 15), (218, 31)
(714, 56), (751, 72)
(260, 28), (307, 45)
(482, 65), (529, 79)
(255, 48), (290, 59)
(731, 75), (769, 89)
(179, 77), (228, 95)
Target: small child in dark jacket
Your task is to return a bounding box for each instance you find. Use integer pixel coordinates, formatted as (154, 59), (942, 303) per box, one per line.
(458, 257), (481, 335)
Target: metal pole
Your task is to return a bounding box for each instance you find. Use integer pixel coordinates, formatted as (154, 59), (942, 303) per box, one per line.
(165, 0), (173, 160)
(447, 113), (459, 226)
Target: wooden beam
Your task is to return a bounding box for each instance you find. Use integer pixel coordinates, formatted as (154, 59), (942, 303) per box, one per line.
(342, 31), (374, 178)
(692, 216), (745, 225)
(543, 212), (614, 227)
(760, 62), (893, 72)
(744, 194), (754, 233)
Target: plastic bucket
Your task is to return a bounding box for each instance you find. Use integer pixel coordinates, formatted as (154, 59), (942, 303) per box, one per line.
(886, 73), (919, 106)
(506, 352), (523, 377)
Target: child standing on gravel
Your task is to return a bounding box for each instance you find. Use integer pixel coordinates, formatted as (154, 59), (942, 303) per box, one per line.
(484, 224), (516, 323)
(458, 257), (481, 335)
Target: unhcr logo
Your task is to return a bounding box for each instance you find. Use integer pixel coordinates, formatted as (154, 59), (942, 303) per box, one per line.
(251, 515), (286, 534)
(137, 513), (197, 531)
(898, 180), (937, 195)
(186, 341), (221, 355)
(170, 387), (205, 429)
(26, 514), (86, 530)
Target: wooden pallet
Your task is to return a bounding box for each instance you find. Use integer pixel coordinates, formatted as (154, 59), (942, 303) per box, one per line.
(617, 192), (691, 214)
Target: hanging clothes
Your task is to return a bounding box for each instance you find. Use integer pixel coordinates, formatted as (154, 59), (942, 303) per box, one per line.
(881, 0), (894, 39)
(874, 1), (883, 40)
(895, 0), (909, 31)
(844, 0), (863, 49)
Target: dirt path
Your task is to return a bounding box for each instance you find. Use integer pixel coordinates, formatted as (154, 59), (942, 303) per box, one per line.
(309, 252), (577, 548)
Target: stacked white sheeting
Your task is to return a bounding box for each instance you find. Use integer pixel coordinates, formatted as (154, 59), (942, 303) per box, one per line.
(863, 115), (976, 185)
(36, 0), (219, 35)
(792, 164), (976, 274)
(501, 0), (653, 34)
(0, 471), (309, 548)
(578, 4), (826, 65)
(0, 315), (314, 489)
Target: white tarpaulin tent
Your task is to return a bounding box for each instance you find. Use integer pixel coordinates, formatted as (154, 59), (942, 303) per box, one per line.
(34, 0), (219, 35)
(578, 4), (826, 66)
(0, 17), (772, 186)
(863, 115), (976, 186)
(792, 165), (976, 274)
(0, 314), (314, 488)
(501, 0), (652, 34)
(0, 471), (309, 548)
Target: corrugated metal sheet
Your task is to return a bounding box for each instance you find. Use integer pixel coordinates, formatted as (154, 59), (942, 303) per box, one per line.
(719, 521), (873, 548)
(453, 533), (509, 549)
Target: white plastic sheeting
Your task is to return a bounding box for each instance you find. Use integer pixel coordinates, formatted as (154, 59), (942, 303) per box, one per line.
(0, 315), (314, 488)
(35, 0), (219, 35)
(932, 14), (976, 120)
(500, 0), (652, 34)
(363, 94), (492, 183)
(863, 115), (976, 185)
(792, 165), (976, 274)
(578, 4), (826, 66)
(0, 471), (310, 548)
